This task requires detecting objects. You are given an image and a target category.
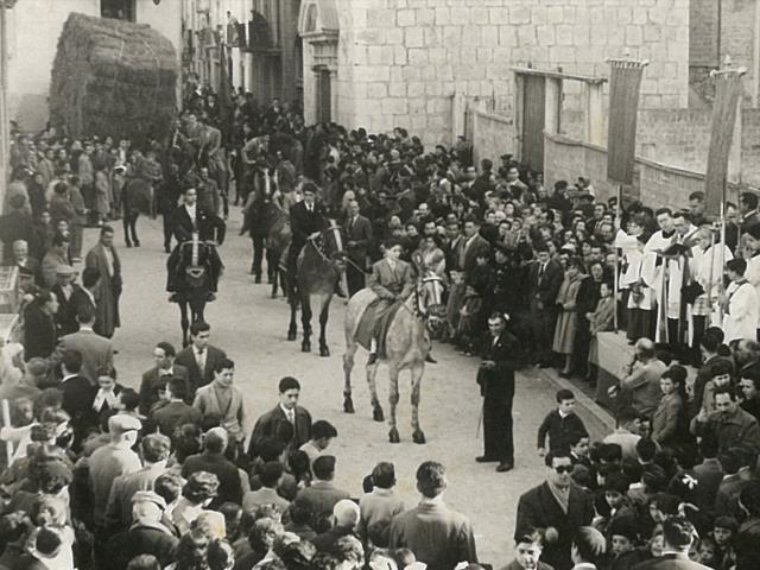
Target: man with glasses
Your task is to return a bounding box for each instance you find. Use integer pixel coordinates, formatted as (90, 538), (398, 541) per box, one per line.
(515, 450), (594, 570)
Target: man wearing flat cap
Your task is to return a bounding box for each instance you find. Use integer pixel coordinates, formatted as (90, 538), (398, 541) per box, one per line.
(51, 264), (85, 336)
(89, 414), (142, 537)
(107, 490), (179, 570)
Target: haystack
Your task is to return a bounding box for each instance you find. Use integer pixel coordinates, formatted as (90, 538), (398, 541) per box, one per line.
(50, 13), (178, 144)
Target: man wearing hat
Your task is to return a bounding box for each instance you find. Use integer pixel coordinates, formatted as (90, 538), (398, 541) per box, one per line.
(107, 490), (179, 570)
(89, 414), (142, 536)
(51, 264), (85, 336)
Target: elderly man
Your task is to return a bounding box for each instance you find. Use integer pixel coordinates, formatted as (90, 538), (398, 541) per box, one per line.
(89, 414), (143, 540)
(691, 386), (760, 454)
(181, 426), (242, 509)
(4, 239), (39, 290)
(515, 450), (595, 570)
(390, 461), (477, 570)
(613, 338), (667, 419)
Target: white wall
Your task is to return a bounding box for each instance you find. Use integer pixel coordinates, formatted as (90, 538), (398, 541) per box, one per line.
(7, 0), (99, 130)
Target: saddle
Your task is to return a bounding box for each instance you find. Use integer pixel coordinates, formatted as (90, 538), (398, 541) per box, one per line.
(356, 297), (404, 357)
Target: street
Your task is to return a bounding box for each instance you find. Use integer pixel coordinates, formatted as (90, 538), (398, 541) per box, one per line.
(90, 209), (607, 566)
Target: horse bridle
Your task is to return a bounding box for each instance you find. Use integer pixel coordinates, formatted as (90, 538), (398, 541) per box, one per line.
(415, 274), (445, 320)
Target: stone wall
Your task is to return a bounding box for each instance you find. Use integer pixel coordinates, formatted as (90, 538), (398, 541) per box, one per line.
(690, 0), (719, 67)
(332, 0), (690, 148)
(471, 108), (515, 168)
(543, 133), (705, 209)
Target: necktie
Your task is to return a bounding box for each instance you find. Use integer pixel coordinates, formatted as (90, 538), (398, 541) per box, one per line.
(287, 409), (295, 424)
(538, 263), (545, 280)
(196, 348), (206, 372)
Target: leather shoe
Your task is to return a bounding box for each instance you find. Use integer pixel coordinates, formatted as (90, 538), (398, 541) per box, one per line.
(367, 353), (378, 365)
(475, 456), (498, 463)
(496, 462), (514, 472)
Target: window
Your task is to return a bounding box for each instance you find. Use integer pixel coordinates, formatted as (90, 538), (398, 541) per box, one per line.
(101, 0), (136, 22)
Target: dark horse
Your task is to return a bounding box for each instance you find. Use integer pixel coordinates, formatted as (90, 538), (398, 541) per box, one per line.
(289, 224), (346, 357)
(121, 177), (153, 248)
(167, 232), (224, 346)
(247, 191), (291, 299)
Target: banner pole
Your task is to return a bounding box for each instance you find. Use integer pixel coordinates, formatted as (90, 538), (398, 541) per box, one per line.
(614, 184), (622, 332)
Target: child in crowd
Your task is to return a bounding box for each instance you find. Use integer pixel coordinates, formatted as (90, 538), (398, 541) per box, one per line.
(536, 389), (588, 456)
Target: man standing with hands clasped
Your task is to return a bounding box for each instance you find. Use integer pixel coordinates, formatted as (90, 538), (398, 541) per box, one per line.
(476, 312), (524, 473)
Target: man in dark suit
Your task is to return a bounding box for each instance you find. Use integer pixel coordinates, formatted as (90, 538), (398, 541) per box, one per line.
(515, 450), (595, 570)
(248, 376), (312, 459)
(527, 246), (564, 367)
(288, 182), (328, 279)
(461, 216), (491, 278)
(150, 376), (202, 437)
(182, 427), (242, 509)
(169, 186), (226, 245)
(59, 348), (96, 449)
(344, 200), (373, 296)
(632, 516), (712, 569)
(53, 304), (114, 385)
(740, 191), (760, 241)
(51, 264), (85, 336)
(139, 341), (191, 414)
(476, 313), (523, 472)
(390, 461), (477, 570)
(174, 321), (227, 399)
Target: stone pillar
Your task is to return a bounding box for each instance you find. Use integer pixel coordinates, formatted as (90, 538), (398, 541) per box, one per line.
(545, 77), (562, 136)
(585, 81), (605, 146)
(329, 68), (338, 123)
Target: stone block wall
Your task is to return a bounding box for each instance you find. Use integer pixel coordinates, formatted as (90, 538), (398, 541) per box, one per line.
(332, 0), (690, 148)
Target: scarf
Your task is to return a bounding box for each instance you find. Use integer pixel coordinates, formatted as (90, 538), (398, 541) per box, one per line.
(547, 480), (570, 514)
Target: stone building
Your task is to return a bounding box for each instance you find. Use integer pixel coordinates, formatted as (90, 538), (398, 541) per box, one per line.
(297, 0), (691, 148)
(5, 0), (183, 130)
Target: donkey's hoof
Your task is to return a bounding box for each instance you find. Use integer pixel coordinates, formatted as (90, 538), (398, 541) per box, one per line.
(412, 430), (426, 445)
(373, 406), (385, 423)
(388, 428), (401, 444)
(343, 397), (355, 414)
(319, 345), (330, 357)
(287, 330), (297, 341)
(301, 341), (311, 352)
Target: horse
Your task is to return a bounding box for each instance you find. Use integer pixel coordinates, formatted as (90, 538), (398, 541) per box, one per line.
(289, 224), (346, 356)
(342, 272), (446, 444)
(167, 232), (224, 346)
(120, 177), (153, 248)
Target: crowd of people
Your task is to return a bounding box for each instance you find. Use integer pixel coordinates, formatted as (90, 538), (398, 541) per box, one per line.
(0, 74), (758, 570)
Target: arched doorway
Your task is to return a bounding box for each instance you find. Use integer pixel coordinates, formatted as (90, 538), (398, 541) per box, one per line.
(297, 0), (339, 125)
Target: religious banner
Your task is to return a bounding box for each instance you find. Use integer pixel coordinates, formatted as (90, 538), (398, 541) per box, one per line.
(704, 70), (745, 216)
(218, 43), (234, 143)
(606, 59), (647, 186)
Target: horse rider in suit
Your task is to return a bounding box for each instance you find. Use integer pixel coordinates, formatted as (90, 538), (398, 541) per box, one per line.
(356, 238), (416, 365)
(344, 200), (373, 296)
(515, 450), (595, 570)
(139, 341), (191, 414)
(528, 245), (564, 367)
(476, 312), (524, 473)
(167, 186), (226, 298)
(248, 376), (312, 460)
(174, 321), (227, 399)
(288, 182), (329, 282)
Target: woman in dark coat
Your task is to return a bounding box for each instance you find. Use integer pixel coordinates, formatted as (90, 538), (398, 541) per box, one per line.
(23, 289), (59, 361)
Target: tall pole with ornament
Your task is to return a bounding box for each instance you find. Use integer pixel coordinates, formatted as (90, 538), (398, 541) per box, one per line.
(0, 0), (15, 212)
